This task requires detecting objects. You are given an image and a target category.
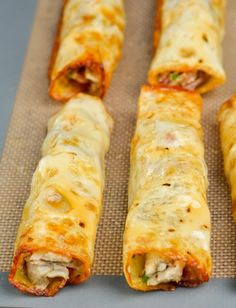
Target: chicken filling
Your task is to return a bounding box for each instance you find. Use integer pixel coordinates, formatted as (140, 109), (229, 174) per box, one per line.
(158, 71), (209, 90)
(26, 252), (81, 290)
(68, 67), (101, 96)
(141, 253), (184, 286)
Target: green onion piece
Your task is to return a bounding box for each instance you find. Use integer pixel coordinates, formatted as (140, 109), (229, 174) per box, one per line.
(170, 72), (180, 81)
(141, 273), (149, 283)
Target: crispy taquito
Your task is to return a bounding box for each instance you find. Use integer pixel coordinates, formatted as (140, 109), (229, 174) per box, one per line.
(123, 85), (211, 291)
(9, 94), (113, 296)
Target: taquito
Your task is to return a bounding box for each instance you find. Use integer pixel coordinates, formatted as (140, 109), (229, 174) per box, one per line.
(9, 94), (113, 296)
(123, 85), (211, 291)
(218, 94), (236, 221)
(49, 0), (125, 101)
(148, 0), (226, 93)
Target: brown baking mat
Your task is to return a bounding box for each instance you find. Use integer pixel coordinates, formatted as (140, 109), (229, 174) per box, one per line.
(0, 0), (236, 278)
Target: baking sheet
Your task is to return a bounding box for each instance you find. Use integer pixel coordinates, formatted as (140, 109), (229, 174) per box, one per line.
(1, 273), (236, 308)
(0, 0), (236, 286)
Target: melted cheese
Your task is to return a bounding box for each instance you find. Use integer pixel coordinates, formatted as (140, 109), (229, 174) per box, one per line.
(123, 86), (211, 291)
(10, 94), (113, 295)
(148, 0), (226, 93)
(49, 0), (125, 101)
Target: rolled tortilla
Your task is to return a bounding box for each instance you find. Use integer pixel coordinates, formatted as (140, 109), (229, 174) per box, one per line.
(123, 85), (211, 291)
(148, 0), (226, 93)
(9, 94), (113, 296)
(49, 0), (125, 102)
(218, 95), (236, 221)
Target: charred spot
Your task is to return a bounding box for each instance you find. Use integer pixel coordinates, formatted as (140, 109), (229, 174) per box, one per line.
(202, 224), (209, 230)
(202, 33), (208, 42)
(68, 267), (79, 277)
(168, 228), (175, 232)
(179, 219), (184, 223)
(134, 202), (140, 207)
(163, 183), (171, 186)
(79, 222), (85, 228)
(198, 59), (203, 63)
(165, 147), (169, 150)
(132, 254), (136, 259)
(187, 207), (191, 213)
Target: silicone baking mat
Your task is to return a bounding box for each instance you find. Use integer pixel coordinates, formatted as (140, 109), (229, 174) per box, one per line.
(0, 0), (236, 278)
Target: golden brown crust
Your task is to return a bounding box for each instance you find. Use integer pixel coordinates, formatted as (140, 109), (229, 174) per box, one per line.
(48, 1), (66, 80)
(9, 246), (90, 296)
(141, 84), (201, 98)
(153, 0), (164, 52)
(218, 95), (236, 116)
(49, 58), (106, 102)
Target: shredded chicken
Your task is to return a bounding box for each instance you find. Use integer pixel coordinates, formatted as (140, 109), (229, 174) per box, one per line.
(26, 252), (80, 290)
(85, 68), (100, 83)
(158, 71), (208, 90)
(143, 252), (183, 286)
(68, 67), (101, 95)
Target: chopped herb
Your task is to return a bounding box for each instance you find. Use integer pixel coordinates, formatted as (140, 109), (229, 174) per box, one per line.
(170, 72), (180, 81)
(141, 273), (149, 283)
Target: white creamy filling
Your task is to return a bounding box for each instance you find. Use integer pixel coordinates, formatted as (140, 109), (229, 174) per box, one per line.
(144, 252), (183, 286)
(26, 252), (79, 290)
